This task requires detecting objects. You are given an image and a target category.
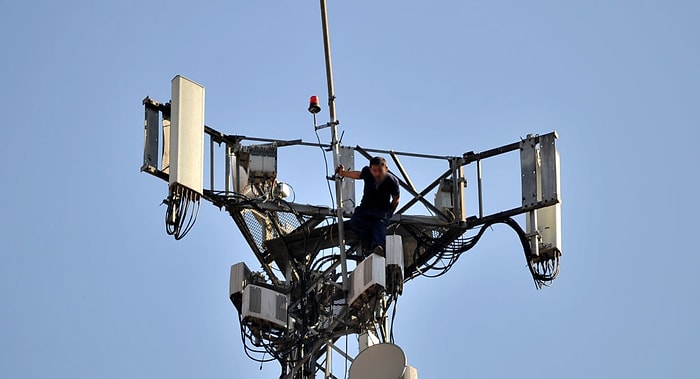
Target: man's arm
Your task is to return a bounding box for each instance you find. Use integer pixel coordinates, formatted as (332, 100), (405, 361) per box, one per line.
(390, 174), (400, 212)
(390, 194), (400, 213)
(335, 165), (361, 180)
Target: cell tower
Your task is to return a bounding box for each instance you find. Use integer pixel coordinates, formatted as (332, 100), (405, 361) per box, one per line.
(140, 2), (562, 378)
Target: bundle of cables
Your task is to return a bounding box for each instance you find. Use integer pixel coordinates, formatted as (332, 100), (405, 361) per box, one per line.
(407, 217), (559, 288)
(165, 184), (201, 240)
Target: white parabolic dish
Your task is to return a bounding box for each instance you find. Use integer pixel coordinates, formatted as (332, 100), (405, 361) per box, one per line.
(349, 343), (407, 379)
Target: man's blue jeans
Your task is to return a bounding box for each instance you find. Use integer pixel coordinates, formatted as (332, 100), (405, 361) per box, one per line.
(351, 206), (392, 253)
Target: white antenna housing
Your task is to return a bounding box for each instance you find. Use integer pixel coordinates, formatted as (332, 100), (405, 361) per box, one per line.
(170, 75), (205, 195)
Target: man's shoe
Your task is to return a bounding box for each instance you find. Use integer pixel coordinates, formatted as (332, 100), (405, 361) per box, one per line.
(372, 245), (385, 257)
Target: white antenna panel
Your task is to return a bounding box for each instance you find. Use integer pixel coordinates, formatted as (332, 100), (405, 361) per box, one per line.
(525, 134), (562, 257)
(539, 143), (561, 256)
(339, 146), (356, 214)
(170, 75), (205, 195)
(385, 235), (404, 270)
(386, 235), (404, 295)
(537, 203), (562, 257)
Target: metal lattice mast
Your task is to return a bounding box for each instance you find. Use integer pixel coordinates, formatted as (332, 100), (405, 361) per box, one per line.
(139, 4), (563, 378)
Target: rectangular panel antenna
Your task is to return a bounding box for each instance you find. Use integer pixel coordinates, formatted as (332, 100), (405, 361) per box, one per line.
(538, 134), (561, 257)
(170, 75), (205, 194)
(142, 99), (160, 172)
(339, 146), (356, 214)
(524, 132), (562, 258)
(385, 235), (404, 295)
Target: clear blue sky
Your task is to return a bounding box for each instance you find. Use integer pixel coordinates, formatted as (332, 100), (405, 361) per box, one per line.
(1, 1), (698, 378)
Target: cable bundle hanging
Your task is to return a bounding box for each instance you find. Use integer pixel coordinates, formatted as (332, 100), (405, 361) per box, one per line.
(527, 250), (560, 289)
(165, 184), (201, 240)
(404, 217), (560, 288)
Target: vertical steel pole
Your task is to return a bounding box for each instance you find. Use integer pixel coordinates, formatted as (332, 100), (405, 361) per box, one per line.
(477, 159), (483, 219)
(325, 342), (332, 378)
(225, 145), (231, 196)
(209, 137), (214, 191)
(319, 0), (348, 290)
(320, 2), (346, 377)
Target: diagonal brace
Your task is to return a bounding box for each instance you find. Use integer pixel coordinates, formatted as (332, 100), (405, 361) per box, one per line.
(355, 146), (453, 221)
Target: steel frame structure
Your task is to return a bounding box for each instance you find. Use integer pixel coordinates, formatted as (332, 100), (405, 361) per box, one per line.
(140, 2), (561, 377)
(142, 95), (560, 377)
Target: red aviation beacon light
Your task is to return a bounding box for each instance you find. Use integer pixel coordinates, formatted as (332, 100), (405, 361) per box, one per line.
(308, 95), (321, 114)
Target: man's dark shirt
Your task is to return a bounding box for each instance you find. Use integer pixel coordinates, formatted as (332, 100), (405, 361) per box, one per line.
(358, 166), (400, 211)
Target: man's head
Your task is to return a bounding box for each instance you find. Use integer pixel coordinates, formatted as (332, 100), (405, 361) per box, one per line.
(369, 156), (389, 183)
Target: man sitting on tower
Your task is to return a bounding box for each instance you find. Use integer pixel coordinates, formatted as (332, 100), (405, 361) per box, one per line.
(336, 156), (400, 256)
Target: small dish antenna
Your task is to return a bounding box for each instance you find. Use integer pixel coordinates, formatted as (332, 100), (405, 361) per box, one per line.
(349, 343), (407, 379)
